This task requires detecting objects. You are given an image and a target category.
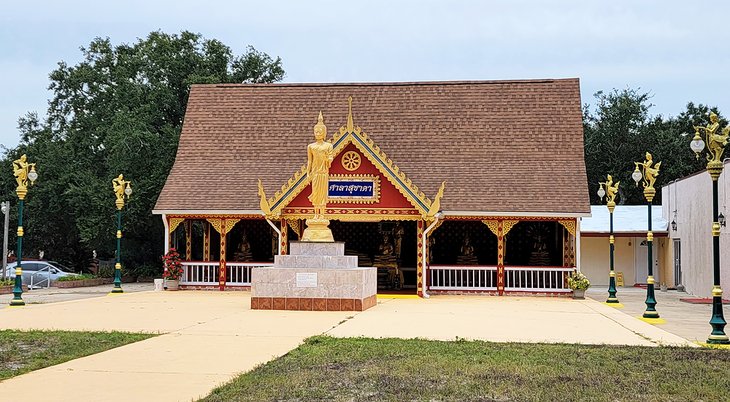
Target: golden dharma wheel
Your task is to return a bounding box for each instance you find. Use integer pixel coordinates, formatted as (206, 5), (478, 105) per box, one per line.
(341, 151), (361, 171)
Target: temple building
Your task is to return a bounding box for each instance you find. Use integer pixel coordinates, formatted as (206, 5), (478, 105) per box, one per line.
(153, 79), (590, 296)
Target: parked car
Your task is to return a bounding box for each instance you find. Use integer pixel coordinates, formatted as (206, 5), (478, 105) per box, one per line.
(4, 261), (75, 289)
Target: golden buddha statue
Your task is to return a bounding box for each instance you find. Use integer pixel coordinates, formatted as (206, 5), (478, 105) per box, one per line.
(234, 231), (253, 261)
(301, 111), (335, 242)
(378, 233), (395, 256)
(373, 232), (401, 289)
(456, 235), (478, 265)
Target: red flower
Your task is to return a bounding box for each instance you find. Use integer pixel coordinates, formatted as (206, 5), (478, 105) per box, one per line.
(162, 249), (184, 280)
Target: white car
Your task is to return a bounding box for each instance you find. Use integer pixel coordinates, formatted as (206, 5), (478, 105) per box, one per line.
(4, 261), (75, 289)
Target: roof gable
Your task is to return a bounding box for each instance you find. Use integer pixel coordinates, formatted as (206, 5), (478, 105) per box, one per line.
(260, 100), (442, 218)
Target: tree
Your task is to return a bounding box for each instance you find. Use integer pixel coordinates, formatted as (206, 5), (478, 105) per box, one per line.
(583, 89), (725, 205)
(0, 31), (285, 273)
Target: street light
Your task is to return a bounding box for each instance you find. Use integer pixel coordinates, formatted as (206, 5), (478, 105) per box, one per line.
(10, 155), (38, 306)
(111, 174), (132, 294)
(632, 152), (661, 319)
(1, 201), (9, 280)
(598, 174), (620, 304)
(690, 112), (730, 344)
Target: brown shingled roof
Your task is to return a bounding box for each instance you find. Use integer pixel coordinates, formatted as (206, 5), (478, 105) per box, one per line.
(154, 79), (590, 215)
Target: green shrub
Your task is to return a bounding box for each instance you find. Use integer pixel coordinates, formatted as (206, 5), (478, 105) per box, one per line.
(97, 264), (115, 278)
(57, 273), (96, 282)
(131, 264), (162, 278)
(0, 278), (14, 286)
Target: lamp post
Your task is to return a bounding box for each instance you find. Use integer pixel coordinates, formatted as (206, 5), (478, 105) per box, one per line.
(632, 152), (661, 318)
(1, 201), (9, 280)
(111, 174), (132, 294)
(689, 112), (730, 344)
(598, 174), (620, 303)
(10, 154), (38, 306)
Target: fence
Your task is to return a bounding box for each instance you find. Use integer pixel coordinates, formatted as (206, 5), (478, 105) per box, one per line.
(429, 265), (572, 293)
(180, 262), (274, 286)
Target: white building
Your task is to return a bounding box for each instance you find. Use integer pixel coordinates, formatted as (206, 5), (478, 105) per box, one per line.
(580, 205), (669, 288)
(662, 160), (730, 298)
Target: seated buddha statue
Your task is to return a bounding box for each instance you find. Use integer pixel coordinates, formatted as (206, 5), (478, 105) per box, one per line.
(373, 232), (401, 289)
(456, 235), (478, 265)
(528, 233), (551, 266)
(234, 231), (253, 262)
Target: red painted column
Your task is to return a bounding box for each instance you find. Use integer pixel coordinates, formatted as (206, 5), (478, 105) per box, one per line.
(280, 218), (288, 255)
(497, 220), (505, 296)
(417, 220), (425, 297)
(184, 221), (192, 261)
(219, 219), (227, 291)
(203, 221), (210, 262)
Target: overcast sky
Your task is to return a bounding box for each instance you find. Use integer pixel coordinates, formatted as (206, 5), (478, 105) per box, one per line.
(2, 1), (729, 148)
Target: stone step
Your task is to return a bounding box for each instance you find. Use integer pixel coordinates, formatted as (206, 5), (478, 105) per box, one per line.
(274, 255), (358, 269)
(289, 241), (345, 256)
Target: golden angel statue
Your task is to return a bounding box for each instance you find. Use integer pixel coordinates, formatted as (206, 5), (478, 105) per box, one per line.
(112, 174), (132, 208)
(599, 174), (620, 204)
(694, 112), (729, 163)
(635, 152), (661, 189)
(13, 154), (37, 192)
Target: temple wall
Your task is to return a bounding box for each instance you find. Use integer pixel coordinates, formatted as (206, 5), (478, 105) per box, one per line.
(663, 170), (730, 298)
(580, 237), (637, 287)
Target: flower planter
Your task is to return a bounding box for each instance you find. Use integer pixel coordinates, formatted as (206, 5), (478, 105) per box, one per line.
(572, 289), (586, 299)
(164, 279), (180, 291)
(0, 285), (28, 294)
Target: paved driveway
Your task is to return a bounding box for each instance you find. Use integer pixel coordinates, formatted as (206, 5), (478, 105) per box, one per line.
(0, 290), (696, 402)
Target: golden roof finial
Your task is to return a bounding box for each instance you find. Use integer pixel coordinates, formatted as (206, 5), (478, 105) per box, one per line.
(346, 96), (354, 133)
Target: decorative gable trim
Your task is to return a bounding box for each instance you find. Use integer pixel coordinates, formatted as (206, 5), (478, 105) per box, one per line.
(261, 97), (444, 219)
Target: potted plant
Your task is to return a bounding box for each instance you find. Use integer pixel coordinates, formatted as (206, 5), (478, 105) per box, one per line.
(162, 248), (183, 291)
(567, 270), (590, 299)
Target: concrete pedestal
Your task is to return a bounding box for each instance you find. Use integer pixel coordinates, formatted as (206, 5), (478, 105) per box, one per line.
(251, 241), (377, 311)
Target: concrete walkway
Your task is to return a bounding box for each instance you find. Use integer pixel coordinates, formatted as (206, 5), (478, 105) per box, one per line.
(586, 286), (723, 343)
(0, 290), (695, 402)
(0, 291), (350, 402)
(327, 295), (692, 346)
(0, 282), (153, 308)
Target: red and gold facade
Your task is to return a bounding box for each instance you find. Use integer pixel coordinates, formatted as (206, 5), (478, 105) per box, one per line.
(161, 99), (580, 296)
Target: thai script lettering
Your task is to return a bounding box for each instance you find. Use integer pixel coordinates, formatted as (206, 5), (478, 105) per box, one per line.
(328, 180), (375, 197)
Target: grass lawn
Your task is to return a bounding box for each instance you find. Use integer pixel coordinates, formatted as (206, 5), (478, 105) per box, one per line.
(0, 329), (155, 380)
(203, 336), (730, 402)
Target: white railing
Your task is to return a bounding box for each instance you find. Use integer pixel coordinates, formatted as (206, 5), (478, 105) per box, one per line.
(504, 266), (572, 292)
(181, 262), (219, 285)
(29, 266), (53, 289)
(226, 262), (273, 285)
(181, 261), (274, 286)
(429, 265), (498, 291)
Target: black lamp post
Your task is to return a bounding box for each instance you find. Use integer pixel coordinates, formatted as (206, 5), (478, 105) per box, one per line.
(690, 113), (729, 344)
(633, 153), (660, 319)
